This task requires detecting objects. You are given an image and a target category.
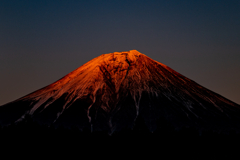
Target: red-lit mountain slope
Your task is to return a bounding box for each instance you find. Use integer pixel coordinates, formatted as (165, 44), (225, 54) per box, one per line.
(1, 50), (240, 134)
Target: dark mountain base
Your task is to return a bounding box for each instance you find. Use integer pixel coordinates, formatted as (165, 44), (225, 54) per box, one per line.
(0, 117), (240, 159)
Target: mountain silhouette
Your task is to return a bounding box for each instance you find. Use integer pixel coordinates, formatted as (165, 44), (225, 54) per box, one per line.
(1, 50), (240, 134)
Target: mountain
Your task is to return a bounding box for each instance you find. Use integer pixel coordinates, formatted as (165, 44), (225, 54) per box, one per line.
(1, 50), (240, 134)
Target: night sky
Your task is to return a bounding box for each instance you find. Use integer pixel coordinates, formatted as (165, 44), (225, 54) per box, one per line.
(1, 0), (240, 105)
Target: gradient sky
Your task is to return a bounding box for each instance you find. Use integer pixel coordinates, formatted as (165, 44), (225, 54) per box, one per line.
(0, 0), (240, 105)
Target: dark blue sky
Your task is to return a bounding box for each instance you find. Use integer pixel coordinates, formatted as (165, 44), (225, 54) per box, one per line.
(1, 0), (240, 105)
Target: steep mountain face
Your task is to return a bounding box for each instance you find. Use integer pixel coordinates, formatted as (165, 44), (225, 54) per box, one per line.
(1, 50), (240, 134)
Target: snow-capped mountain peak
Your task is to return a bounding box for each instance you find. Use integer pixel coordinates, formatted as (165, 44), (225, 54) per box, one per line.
(1, 50), (240, 134)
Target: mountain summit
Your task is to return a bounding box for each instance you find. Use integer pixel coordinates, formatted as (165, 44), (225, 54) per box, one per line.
(1, 50), (240, 134)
